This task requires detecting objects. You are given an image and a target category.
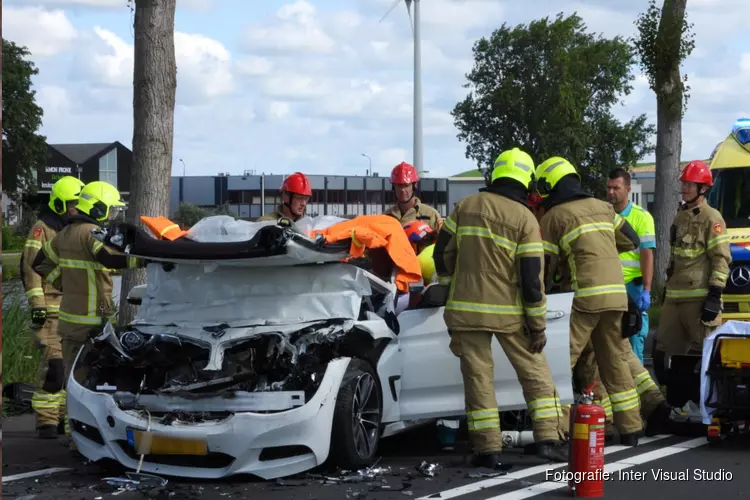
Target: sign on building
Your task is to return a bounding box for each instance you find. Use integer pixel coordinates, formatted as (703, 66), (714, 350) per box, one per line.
(39, 165), (76, 190)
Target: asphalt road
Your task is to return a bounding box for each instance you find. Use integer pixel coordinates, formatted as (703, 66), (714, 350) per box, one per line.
(3, 414), (749, 500)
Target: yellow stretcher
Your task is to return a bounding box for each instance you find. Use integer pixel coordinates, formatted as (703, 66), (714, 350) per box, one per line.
(705, 334), (750, 444)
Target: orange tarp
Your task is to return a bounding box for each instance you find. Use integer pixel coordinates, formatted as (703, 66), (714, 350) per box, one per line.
(141, 216), (188, 241)
(311, 214), (422, 294)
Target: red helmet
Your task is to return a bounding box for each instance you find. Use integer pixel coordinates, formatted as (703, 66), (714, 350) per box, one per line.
(679, 160), (713, 187)
(391, 162), (419, 184)
(281, 172), (312, 196)
(403, 220), (434, 242)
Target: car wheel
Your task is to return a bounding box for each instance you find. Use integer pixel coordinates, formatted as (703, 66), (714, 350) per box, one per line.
(328, 359), (383, 468)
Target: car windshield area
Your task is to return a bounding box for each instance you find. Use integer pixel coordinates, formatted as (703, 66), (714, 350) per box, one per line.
(707, 167), (750, 228)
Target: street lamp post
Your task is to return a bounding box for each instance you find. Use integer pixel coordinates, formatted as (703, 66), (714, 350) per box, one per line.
(179, 158), (186, 177)
(361, 153), (372, 176)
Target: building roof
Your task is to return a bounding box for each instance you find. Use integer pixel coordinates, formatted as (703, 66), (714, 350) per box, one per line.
(453, 160), (711, 178)
(49, 143), (115, 165)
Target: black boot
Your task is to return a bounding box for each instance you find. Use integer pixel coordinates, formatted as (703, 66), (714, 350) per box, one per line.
(57, 420), (66, 435)
(536, 440), (568, 462)
(37, 424), (58, 439)
(619, 432), (639, 446)
(471, 452), (513, 471)
(645, 402), (672, 437)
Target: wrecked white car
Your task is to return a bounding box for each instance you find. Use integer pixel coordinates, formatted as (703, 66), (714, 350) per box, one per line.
(66, 216), (575, 480)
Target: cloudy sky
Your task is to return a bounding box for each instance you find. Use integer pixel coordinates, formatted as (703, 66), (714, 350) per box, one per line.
(3, 0), (748, 178)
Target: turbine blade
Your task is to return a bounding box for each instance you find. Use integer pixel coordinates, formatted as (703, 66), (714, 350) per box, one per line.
(379, 0), (403, 23)
(405, 0), (414, 35)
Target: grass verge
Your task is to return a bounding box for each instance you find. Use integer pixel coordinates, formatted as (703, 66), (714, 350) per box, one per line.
(648, 305), (661, 329)
(2, 253), (22, 281)
(2, 300), (40, 416)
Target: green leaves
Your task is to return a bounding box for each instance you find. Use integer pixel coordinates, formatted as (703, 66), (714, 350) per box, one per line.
(452, 12), (655, 197)
(2, 39), (47, 199)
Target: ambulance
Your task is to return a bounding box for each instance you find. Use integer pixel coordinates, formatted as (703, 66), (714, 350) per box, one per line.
(706, 118), (750, 322)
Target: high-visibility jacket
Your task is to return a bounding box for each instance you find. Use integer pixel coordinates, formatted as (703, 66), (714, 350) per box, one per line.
(540, 198), (639, 313)
(311, 214), (422, 294)
(141, 216), (188, 240)
(665, 200), (732, 302)
(33, 218), (141, 327)
(433, 190), (547, 334)
(20, 210), (66, 316)
(617, 202), (656, 284)
(384, 197), (443, 233)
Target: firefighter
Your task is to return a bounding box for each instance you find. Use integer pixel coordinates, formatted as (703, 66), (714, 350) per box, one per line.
(385, 162), (442, 232)
(527, 192), (671, 441)
(653, 160), (732, 389)
(21, 175), (84, 439)
(434, 148), (568, 468)
(257, 172), (311, 222)
(535, 156), (644, 445)
(606, 168), (654, 363)
(33, 181), (141, 439)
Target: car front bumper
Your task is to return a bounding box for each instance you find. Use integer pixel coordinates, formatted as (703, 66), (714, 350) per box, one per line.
(67, 357), (352, 480)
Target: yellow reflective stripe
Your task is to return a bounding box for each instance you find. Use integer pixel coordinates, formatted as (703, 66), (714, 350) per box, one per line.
(443, 216), (457, 234)
(59, 258), (107, 271)
(25, 239), (43, 250)
(525, 305), (547, 317)
(609, 389), (639, 413)
(542, 241), (559, 255)
(59, 310), (105, 326)
(46, 304), (60, 312)
(92, 240), (104, 254)
(87, 269), (96, 317)
(467, 407), (500, 431)
(350, 229), (363, 247)
(446, 300), (523, 315)
(456, 226), (516, 255)
(26, 287), (44, 298)
(574, 284), (626, 297)
(46, 267), (62, 285)
(127, 256), (139, 268)
(711, 271), (728, 282)
(665, 288), (709, 299)
(673, 247), (705, 258)
(437, 276), (452, 286)
(634, 370), (657, 395)
(516, 242), (544, 255)
(598, 396), (613, 418)
(707, 234), (730, 250)
(43, 241), (59, 264)
(528, 397), (563, 420)
(31, 392), (64, 410)
(160, 223), (179, 236)
(560, 222), (614, 252)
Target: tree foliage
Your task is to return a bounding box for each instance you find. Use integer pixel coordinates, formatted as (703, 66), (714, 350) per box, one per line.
(632, 0), (695, 117)
(2, 39), (47, 198)
(452, 13), (655, 196)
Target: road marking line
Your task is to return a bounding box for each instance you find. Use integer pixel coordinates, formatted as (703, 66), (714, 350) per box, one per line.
(417, 435), (671, 500)
(483, 437), (707, 499)
(3, 467), (73, 483)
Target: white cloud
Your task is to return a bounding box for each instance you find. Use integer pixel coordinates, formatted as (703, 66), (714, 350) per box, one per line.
(7, 0), (749, 179)
(3, 7), (78, 56)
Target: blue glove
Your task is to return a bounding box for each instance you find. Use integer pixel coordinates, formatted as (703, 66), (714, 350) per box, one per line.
(638, 290), (651, 312)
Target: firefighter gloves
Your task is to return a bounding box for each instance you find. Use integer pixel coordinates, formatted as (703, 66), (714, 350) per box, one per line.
(528, 329), (547, 353)
(701, 286), (723, 323)
(31, 308), (47, 326)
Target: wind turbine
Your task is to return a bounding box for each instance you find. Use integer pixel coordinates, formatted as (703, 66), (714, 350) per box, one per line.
(380, 0), (423, 175)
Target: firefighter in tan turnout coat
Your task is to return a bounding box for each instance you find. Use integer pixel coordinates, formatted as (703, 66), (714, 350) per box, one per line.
(21, 176), (84, 439)
(434, 148), (568, 469)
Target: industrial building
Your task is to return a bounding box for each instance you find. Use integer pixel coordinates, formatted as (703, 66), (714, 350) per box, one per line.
(171, 172), (452, 220)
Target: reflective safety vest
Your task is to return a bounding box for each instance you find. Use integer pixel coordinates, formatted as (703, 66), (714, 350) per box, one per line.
(141, 216), (188, 240)
(311, 214), (423, 294)
(617, 202), (656, 284)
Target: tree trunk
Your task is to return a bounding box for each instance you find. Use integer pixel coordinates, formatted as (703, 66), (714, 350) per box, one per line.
(118, 0), (177, 325)
(650, 0), (687, 301)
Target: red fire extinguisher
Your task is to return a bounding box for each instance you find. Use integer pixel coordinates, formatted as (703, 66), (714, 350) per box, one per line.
(568, 382), (606, 498)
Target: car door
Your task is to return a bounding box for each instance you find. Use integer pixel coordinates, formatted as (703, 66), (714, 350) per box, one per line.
(397, 292), (575, 421)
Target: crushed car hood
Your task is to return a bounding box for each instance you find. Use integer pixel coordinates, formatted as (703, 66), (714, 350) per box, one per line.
(133, 262), (379, 329)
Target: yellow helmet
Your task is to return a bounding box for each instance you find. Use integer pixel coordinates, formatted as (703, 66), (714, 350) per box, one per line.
(49, 176), (85, 215)
(491, 148), (535, 189)
(534, 157), (580, 198)
(77, 181), (126, 222)
(417, 243), (436, 283)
